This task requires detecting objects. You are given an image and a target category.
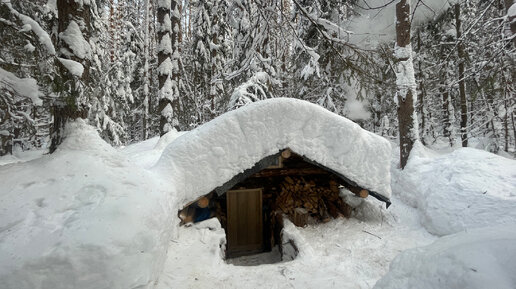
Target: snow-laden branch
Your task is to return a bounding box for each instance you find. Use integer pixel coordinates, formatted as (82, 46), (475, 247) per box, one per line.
(4, 3), (56, 55)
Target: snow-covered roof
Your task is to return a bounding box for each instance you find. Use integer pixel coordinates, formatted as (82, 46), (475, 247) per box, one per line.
(155, 98), (392, 205)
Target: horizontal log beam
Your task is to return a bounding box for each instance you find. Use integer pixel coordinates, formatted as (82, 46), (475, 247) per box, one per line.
(281, 148), (292, 159)
(250, 167), (330, 178)
(343, 184), (369, 198)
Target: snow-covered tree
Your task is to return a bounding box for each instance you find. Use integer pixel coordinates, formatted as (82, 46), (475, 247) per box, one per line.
(157, 0), (180, 136)
(0, 1), (55, 154)
(394, 0), (419, 169)
(49, 0), (92, 153)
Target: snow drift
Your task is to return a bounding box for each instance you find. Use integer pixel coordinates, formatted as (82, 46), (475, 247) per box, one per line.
(392, 143), (516, 236)
(0, 120), (175, 289)
(155, 98), (392, 206)
(374, 225), (516, 289)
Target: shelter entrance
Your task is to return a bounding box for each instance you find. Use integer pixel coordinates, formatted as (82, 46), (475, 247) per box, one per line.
(226, 189), (263, 258)
(178, 149), (387, 264)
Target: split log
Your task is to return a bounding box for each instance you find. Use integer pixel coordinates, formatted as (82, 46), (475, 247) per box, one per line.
(273, 176), (354, 226)
(329, 180), (339, 193)
(292, 208), (309, 227)
(325, 199), (342, 219)
(334, 197), (352, 218)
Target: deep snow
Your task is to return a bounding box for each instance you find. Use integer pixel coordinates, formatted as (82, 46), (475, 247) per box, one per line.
(392, 142), (516, 236)
(155, 98), (392, 207)
(374, 225), (516, 289)
(156, 200), (434, 289)
(1, 114), (515, 289)
(0, 121), (177, 289)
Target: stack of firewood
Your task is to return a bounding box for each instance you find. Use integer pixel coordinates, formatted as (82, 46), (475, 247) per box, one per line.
(273, 176), (351, 226)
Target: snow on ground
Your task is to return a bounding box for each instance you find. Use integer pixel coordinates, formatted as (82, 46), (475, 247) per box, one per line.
(0, 148), (46, 166)
(156, 198), (434, 289)
(118, 129), (185, 169)
(0, 120), (177, 289)
(226, 246), (282, 266)
(156, 137), (515, 289)
(1, 108), (516, 289)
(374, 224), (516, 289)
(392, 142), (516, 236)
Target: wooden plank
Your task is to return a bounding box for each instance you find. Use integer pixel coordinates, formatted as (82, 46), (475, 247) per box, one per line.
(226, 188), (263, 257)
(250, 167), (330, 178)
(227, 191), (238, 250)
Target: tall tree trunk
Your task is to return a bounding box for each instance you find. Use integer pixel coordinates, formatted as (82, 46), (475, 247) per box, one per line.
(416, 30), (428, 145)
(109, 0), (116, 62)
(178, 2), (183, 45)
(171, 1), (181, 127)
(49, 0), (91, 153)
(157, 0), (180, 136)
(505, 0), (516, 46)
(504, 0), (516, 151)
(395, 0), (419, 169)
(210, 3), (220, 117)
(504, 96), (510, 152)
(455, 3), (468, 147)
(142, 0), (150, 140)
(442, 88), (455, 146)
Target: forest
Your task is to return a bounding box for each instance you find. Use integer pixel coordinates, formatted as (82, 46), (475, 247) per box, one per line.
(0, 0), (514, 157)
(1, 1), (516, 288)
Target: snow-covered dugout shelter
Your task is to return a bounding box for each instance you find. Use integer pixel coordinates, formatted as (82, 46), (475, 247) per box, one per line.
(155, 98), (391, 258)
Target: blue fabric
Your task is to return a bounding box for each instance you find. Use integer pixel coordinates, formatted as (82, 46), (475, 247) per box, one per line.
(194, 207), (212, 222)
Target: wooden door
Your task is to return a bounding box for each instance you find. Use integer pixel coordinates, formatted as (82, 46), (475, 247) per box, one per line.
(226, 188), (263, 257)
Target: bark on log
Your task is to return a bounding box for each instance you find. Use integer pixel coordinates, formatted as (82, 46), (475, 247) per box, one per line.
(281, 149), (292, 159)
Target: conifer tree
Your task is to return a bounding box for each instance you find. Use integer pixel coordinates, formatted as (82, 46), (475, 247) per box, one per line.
(50, 0), (92, 153)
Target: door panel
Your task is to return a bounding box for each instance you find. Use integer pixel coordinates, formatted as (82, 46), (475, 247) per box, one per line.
(226, 189), (263, 257)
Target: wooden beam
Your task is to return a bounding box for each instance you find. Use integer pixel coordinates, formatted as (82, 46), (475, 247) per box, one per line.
(281, 148), (292, 159)
(343, 184), (369, 198)
(250, 167), (330, 178)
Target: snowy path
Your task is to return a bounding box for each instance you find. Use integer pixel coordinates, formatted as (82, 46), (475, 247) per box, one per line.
(156, 199), (434, 289)
(226, 246), (282, 266)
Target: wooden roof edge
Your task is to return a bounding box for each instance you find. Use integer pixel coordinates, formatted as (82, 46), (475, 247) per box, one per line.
(298, 153), (391, 208)
(214, 152), (282, 195)
(213, 149), (391, 208)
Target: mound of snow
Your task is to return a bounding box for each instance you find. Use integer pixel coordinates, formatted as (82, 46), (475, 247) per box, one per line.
(374, 225), (516, 289)
(393, 143), (516, 236)
(118, 130), (186, 169)
(155, 98), (391, 206)
(0, 120), (175, 289)
(153, 129), (186, 152)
